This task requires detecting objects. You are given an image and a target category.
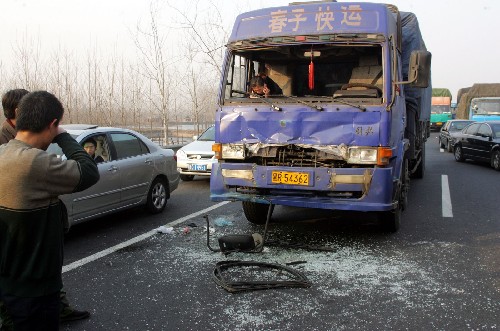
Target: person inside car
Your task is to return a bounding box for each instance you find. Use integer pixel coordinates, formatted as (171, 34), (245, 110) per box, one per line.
(83, 138), (104, 163)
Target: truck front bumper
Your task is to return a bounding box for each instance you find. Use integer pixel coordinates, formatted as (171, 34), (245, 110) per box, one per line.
(210, 162), (396, 212)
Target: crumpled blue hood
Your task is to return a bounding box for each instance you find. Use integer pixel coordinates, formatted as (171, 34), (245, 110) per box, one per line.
(217, 106), (385, 147)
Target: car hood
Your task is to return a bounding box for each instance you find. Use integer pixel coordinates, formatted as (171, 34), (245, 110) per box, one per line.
(179, 140), (215, 155)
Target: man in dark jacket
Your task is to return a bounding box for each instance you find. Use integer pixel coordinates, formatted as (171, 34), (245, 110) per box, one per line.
(0, 91), (99, 330)
(0, 89), (29, 145)
(0, 90), (92, 330)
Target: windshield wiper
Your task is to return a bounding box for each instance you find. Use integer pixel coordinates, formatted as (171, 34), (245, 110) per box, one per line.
(250, 95), (282, 111)
(314, 96), (366, 111)
(279, 95), (323, 111)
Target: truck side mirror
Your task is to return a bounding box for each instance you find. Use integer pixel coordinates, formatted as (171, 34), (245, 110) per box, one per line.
(408, 50), (431, 88)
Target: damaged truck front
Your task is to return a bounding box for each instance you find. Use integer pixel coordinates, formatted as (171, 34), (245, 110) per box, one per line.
(210, 2), (431, 232)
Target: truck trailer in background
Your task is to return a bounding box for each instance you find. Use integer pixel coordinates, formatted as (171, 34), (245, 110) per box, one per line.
(210, 2), (431, 232)
(430, 88), (452, 131)
(456, 84), (500, 122)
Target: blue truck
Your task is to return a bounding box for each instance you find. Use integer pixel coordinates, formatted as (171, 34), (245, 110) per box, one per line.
(210, 2), (431, 232)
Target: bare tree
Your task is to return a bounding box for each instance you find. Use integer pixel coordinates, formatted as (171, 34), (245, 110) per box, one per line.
(133, 0), (180, 144)
(11, 30), (42, 90)
(168, 0), (227, 77)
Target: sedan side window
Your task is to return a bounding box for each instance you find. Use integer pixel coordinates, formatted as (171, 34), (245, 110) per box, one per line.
(477, 124), (492, 137)
(82, 135), (110, 162)
(111, 133), (150, 159)
(464, 123), (480, 135)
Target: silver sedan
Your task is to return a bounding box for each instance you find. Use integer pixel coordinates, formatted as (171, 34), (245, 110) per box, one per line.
(47, 124), (180, 226)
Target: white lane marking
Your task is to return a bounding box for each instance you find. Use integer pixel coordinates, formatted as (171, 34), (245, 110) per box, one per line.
(63, 201), (230, 273)
(441, 175), (453, 218)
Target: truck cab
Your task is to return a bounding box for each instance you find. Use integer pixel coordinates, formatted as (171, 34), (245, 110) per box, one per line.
(211, 2), (431, 232)
(470, 97), (500, 122)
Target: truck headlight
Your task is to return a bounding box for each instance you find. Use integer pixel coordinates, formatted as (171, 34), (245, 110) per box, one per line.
(221, 144), (245, 159)
(347, 147), (378, 164)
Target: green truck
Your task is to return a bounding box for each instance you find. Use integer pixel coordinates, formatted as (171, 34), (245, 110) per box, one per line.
(430, 88), (452, 131)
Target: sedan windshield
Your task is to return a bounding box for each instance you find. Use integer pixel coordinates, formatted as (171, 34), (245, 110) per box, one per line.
(198, 126), (215, 141)
(450, 121), (474, 131)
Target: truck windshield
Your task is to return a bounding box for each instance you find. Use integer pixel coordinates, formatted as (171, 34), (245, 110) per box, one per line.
(471, 99), (500, 115)
(431, 105), (451, 114)
(223, 44), (383, 104)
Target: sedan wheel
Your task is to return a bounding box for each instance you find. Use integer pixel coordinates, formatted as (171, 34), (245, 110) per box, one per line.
(146, 178), (168, 213)
(439, 137), (445, 149)
(491, 150), (500, 171)
(454, 145), (465, 162)
(180, 174), (195, 181)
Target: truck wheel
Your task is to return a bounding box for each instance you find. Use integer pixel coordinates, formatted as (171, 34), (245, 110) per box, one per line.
(180, 174), (195, 181)
(146, 177), (168, 214)
(413, 145), (425, 179)
(400, 160), (409, 211)
(454, 145), (465, 162)
(491, 150), (500, 171)
(242, 201), (271, 225)
(380, 207), (401, 233)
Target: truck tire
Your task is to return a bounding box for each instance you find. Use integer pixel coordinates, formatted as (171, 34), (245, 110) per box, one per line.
(400, 159), (409, 211)
(242, 201), (271, 225)
(380, 207), (401, 233)
(413, 144), (425, 179)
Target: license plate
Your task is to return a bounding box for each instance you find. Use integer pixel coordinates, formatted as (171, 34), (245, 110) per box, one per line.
(271, 171), (309, 186)
(188, 164), (207, 171)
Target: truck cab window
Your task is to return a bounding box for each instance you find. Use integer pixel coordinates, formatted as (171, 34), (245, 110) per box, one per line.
(223, 45), (383, 102)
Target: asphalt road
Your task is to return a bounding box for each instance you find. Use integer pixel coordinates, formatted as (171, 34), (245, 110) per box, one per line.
(61, 133), (499, 331)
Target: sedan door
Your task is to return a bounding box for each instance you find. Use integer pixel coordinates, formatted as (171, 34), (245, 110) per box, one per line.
(474, 124), (494, 161)
(63, 134), (122, 223)
(460, 123), (481, 158)
(109, 132), (155, 207)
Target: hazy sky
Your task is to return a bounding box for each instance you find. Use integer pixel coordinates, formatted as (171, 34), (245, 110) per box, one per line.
(2, 0), (500, 100)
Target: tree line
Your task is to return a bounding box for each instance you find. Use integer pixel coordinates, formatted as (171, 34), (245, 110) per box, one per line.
(0, 1), (228, 145)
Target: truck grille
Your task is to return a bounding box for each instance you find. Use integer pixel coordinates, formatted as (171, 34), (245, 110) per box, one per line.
(247, 144), (348, 168)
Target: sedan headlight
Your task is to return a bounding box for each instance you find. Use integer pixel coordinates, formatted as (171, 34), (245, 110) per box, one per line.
(221, 144), (245, 159)
(176, 149), (187, 159)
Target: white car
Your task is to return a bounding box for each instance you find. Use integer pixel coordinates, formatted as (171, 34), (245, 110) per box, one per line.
(176, 126), (215, 181)
(47, 124), (180, 226)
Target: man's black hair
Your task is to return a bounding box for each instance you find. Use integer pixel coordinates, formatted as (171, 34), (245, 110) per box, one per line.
(83, 138), (97, 147)
(16, 91), (64, 133)
(1, 89), (29, 119)
(250, 76), (265, 88)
